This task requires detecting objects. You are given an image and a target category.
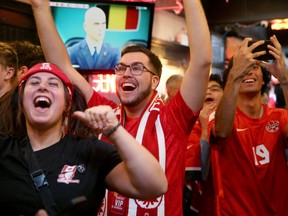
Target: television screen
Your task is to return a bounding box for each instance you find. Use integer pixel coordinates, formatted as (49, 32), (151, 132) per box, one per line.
(50, 0), (155, 72)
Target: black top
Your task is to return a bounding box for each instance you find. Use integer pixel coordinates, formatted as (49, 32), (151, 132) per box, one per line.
(0, 134), (122, 215)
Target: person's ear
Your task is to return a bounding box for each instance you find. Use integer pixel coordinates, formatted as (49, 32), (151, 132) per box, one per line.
(17, 66), (29, 81)
(83, 23), (87, 32)
(4, 67), (15, 81)
(65, 98), (72, 113)
(152, 75), (160, 90)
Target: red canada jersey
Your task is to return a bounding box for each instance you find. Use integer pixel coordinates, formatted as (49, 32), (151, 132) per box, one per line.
(202, 106), (288, 216)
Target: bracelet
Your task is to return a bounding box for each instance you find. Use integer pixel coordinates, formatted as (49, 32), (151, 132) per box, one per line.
(104, 122), (121, 137)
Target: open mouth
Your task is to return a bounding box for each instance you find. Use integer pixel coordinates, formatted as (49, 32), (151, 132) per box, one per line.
(243, 78), (255, 84)
(121, 83), (136, 91)
(205, 97), (214, 103)
(34, 96), (51, 108)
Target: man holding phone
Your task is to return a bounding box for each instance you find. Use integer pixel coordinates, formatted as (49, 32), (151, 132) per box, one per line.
(248, 40), (275, 61)
(201, 35), (288, 215)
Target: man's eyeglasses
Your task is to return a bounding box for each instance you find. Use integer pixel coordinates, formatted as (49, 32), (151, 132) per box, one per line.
(114, 63), (156, 76)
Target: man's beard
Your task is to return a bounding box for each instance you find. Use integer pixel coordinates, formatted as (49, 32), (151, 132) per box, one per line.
(118, 82), (153, 108)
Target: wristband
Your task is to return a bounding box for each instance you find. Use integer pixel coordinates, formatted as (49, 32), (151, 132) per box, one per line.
(104, 122), (121, 137)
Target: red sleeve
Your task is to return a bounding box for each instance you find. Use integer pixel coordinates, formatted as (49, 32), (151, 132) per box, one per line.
(164, 91), (199, 137)
(87, 90), (118, 109)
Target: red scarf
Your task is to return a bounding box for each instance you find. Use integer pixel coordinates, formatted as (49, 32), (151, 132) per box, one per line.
(99, 92), (166, 216)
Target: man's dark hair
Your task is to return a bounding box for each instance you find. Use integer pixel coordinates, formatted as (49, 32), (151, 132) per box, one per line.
(0, 42), (18, 84)
(209, 74), (224, 89)
(274, 83), (286, 108)
(121, 45), (163, 78)
(9, 41), (46, 69)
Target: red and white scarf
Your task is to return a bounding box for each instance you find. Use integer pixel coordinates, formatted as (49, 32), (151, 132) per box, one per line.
(98, 92), (166, 216)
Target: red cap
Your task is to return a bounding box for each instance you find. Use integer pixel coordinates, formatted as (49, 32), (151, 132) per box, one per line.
(19, 63), (74, 102)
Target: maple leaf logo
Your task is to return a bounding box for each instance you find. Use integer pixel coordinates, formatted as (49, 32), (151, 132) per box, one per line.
(135, 196), (163, 209)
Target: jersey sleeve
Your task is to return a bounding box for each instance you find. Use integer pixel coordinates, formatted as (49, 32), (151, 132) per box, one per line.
(87, 90), (118, 109)
(164, 91), (199, 137)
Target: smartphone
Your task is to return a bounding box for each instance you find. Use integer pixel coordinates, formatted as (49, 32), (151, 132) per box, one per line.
(248, 40), (275, 61)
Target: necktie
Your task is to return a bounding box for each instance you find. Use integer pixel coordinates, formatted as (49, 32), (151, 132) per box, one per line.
(92, 47), (98, 61)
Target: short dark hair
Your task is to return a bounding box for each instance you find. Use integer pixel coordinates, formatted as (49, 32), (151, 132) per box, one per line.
(0, 42), (18, 84)
(209, 74), (224, 89)
(222, 58), (271, 95)
(9, 41), (45, 69)
(121, 45), (162, 78)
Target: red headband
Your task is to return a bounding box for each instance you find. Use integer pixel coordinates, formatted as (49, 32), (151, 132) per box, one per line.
(19, 63), (74, 102)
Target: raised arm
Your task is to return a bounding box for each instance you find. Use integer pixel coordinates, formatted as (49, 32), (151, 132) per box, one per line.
(30, 0), (94, 102)
(259, 35), (288, 109)
(180, 0), (212, 113)
(213, 38), (265, 138)
(258, 35), (288, 137)
(73, 106), (168, 199)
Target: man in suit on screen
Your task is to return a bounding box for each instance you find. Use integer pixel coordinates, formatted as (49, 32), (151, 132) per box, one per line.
(67, 6), (120, 70)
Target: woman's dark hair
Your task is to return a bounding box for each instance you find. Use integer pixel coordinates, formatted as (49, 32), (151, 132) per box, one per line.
(16, 83), (94, 139)
(121, 45), (163, 78)
(0, 85), (19, 136)
(222, 58), (271, 95)
(66, 85), (94, 138)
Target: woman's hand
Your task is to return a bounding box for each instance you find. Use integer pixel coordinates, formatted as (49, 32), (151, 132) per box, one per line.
(73, 105), (118, 135)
